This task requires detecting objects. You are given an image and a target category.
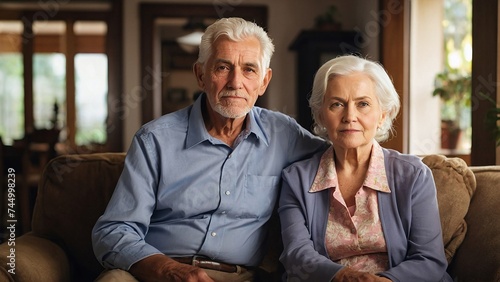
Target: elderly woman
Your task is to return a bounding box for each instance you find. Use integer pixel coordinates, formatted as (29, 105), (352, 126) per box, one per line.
(278, 55), (452, 282)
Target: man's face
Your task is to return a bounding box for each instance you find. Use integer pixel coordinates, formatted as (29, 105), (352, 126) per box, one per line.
(195, 36), (272, 119)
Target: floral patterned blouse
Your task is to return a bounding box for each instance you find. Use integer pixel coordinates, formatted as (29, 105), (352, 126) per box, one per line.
(309, 140), (391, 273)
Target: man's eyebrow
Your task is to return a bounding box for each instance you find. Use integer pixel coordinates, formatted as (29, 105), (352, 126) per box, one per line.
(214, 59), (259, 69)
(214, 58), (232, 65)
(244, 62), (259, 69)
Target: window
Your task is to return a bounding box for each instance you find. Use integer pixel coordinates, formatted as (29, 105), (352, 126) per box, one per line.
(0, 1), (122, 152)
(33, 54), (66, 129)
(0, 18), (109, 150)
(75, 53), (108, 145)
(0, 21), (23, 145)
(409, 0), (472, 157)
(74, 20), (108, 146)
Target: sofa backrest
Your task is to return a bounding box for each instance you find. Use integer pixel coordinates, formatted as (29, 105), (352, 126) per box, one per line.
(32, 152), (126, 280)
(423, 156), (500, 281)
(449, 165), (500, 281)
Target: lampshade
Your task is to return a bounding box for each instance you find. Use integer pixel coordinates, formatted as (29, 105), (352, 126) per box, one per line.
(176, 30), (204, 53)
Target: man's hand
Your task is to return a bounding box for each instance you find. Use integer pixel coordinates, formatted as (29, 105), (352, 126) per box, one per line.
(129, 254), (214, 282)
(333, 267), (392, 282)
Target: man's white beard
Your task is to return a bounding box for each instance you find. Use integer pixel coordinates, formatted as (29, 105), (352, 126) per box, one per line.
(212, 90), (252, 119)
(213, 103), (251, 119)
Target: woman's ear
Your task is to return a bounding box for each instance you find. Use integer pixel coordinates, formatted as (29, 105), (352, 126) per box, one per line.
(378, 111), (387, 128)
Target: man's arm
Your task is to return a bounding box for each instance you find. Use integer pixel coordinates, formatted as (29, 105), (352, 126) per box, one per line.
(129, 254), (214, 282)
(92, 134), (163, 269)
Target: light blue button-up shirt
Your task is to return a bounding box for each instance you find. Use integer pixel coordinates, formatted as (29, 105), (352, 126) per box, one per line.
(92, 95), (326, 270)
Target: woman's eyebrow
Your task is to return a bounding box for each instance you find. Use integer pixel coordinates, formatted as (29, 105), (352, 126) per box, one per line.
(326, 96), (372, 102)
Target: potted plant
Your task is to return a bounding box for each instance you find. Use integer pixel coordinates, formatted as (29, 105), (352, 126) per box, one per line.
(482, 94), (500, 147)
(314, 5), (342, 31)
(432, 70), (471, 149)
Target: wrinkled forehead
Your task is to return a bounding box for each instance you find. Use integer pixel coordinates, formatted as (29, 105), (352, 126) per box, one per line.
(210, 35), (263, 64)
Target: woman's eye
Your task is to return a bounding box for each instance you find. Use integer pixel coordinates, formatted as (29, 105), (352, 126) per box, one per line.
(358, 101), (370, 107)
(330, 102), (343, 109)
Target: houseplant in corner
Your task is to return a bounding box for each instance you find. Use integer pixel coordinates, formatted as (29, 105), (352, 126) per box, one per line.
(432, 70), (471, 149)
(483, 95), (500, 147)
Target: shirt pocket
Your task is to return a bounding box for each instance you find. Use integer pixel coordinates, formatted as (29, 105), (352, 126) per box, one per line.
(238, 174), (280, 219)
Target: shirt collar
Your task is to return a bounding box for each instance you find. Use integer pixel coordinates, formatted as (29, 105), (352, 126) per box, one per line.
(309, 140), (391, 193)
(185, 93), (269, 148)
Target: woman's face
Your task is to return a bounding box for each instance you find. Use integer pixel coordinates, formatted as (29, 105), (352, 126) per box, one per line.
(319, 72), (386, 151)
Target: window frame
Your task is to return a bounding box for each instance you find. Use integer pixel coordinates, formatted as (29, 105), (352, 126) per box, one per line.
(380, 0), (498, 165)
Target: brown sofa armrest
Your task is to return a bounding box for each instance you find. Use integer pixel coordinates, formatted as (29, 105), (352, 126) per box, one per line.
(0, 233), (71, 282)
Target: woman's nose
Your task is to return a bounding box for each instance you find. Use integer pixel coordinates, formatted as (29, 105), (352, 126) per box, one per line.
(342, 104), (356, 123)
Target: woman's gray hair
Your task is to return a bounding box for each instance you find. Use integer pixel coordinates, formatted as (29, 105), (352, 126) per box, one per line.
(309, 55), (400, 142)
(197, 17), (275, 79)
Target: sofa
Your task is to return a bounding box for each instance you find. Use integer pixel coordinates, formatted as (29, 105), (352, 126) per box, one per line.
(0, 153), (499, 282)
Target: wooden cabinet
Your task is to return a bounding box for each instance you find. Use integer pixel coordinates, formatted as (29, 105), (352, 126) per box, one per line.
(290, 30), (361, 131)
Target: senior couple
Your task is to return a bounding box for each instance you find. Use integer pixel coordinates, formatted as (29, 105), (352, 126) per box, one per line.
(92, 18), (452, 282)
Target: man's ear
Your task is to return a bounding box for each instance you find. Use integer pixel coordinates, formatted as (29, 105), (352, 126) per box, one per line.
(193, 63), (205, 89)
(258, 68), (273, 96)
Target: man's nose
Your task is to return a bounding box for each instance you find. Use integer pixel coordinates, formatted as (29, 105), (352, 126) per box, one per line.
(226, 69), (243, 89)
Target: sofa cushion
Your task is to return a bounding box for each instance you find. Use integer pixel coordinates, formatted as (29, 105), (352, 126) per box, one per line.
(422, 155), (476, 263)
(32, 153), (125, 281)
(448, 165), (500, 281)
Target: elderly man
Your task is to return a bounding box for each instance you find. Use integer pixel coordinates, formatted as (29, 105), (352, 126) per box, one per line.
(92, 17), (326, 282)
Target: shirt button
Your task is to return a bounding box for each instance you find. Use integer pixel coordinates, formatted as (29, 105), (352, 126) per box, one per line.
(228, 154), (232, 158)
(221, 211), (226, 214)
(211, 232), (217, 237)
(225, 191), (231, 195)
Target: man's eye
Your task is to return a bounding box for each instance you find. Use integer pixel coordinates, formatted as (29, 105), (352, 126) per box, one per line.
(216, 65), (230, 71)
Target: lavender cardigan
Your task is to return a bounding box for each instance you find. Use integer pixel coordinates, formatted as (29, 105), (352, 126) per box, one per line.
(278, 147), (453, 282)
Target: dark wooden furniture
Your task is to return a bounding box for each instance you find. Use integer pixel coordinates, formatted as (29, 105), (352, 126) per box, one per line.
(290, 30), (361, 132)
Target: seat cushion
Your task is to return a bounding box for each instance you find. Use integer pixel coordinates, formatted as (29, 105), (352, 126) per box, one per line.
(422, 155), (476, 263)
(32, 152), (125, 281)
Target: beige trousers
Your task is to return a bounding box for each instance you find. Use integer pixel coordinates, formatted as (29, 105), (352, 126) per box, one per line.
(95, 268), (255, 282)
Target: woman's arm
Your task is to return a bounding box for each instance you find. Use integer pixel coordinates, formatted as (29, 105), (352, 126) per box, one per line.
(278, 165), (342, 281)
(380, 162), (450, 282)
